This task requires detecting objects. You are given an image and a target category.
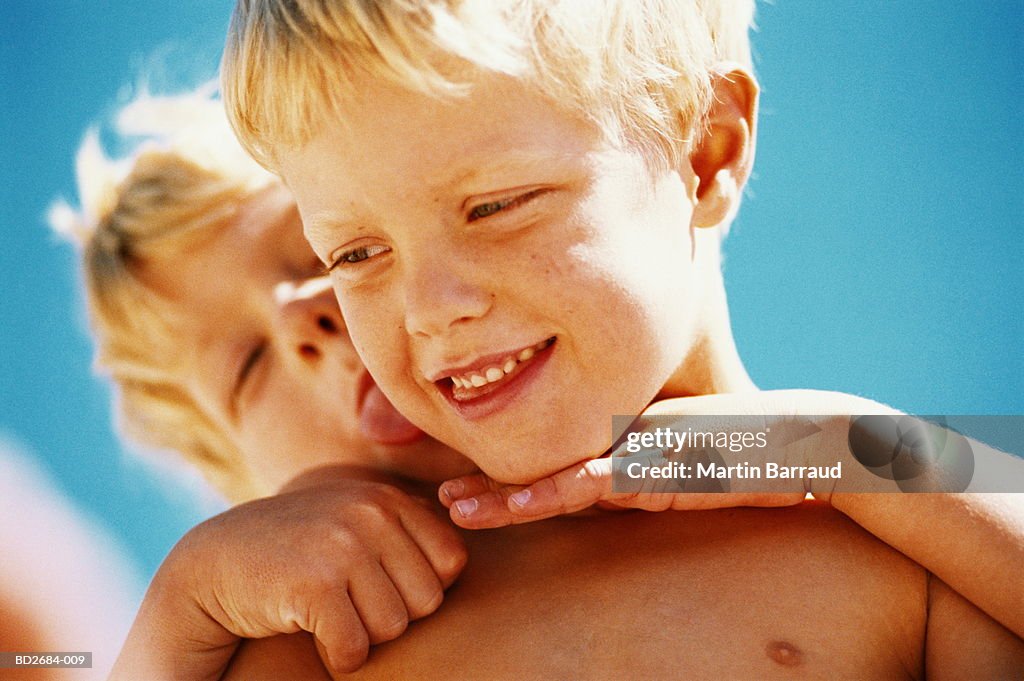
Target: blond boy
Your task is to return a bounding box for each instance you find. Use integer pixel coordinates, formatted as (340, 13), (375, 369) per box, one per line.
(58, 109), (999, 679)
(216, 0), (1022, 675)
(57, 1), (1023, 676)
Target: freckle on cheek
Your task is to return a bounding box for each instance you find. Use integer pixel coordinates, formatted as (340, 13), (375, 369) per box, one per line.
(765, 640), (803, 667)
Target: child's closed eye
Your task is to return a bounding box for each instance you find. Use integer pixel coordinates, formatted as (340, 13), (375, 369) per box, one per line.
(231, 340), (268, 417)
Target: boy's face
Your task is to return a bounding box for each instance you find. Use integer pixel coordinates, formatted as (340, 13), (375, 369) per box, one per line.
(281, 73), (707, 484)
(141, 185), (474, 495)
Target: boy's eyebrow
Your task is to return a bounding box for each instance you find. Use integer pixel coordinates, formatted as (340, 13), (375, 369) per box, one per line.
(304, 214), (364, 247)
(304, 150), (585, 243)
(444, 148), (584, 189)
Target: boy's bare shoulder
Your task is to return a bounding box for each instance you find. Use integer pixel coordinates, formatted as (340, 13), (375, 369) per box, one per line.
(227, 503), (931, 679)
(924, 576), (1024, 679)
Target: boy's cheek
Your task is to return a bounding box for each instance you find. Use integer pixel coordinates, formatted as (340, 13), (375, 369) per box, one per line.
(336, 293), (394, 364)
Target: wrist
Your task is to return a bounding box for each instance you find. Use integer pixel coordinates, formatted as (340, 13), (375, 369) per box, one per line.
(111, 534), (241, 681)
(151, 521), (242, 647)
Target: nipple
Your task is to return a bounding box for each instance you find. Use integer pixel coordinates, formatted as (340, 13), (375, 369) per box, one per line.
(765, 640), (803, 667)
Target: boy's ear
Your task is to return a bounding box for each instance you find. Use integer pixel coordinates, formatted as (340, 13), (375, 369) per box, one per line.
(688, 66), (759, 229)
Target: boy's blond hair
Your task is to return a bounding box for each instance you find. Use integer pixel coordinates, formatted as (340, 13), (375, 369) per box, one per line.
(51, 91), (273, 502)
(223, 0), (755, 172)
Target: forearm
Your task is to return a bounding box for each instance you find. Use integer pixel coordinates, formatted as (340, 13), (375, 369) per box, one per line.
(111, 628), (238, 681)
(820, 414), (1024, 635)
(795, 404), (1024, 637)
(110, 541), (241, 681)
(832, 491), (1024, 638)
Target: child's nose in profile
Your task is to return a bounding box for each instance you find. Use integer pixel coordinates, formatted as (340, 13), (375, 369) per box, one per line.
(273, 278), (344, 360)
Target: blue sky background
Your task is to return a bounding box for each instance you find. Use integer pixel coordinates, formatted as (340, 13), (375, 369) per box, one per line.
(2, 0), (1021, 616)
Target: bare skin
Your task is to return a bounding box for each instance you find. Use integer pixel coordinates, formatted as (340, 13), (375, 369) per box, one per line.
(224, 503), (1023, 679)
(104, 59), (1023, 678)
(272, 64), (1023, 678)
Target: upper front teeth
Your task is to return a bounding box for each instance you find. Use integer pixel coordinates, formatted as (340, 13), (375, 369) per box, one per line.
(451, 339), (551, 390)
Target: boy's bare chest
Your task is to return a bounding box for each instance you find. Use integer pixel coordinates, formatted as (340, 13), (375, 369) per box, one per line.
(360, 506), (926, 679)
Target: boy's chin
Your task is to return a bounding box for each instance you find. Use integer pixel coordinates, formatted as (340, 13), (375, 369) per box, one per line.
(475, 454), (587, 487)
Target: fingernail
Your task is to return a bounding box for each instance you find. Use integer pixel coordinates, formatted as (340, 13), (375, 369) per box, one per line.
(509, 489), (532, 509)
(454, 498), (478, 517)
(441, 479), (465, 501)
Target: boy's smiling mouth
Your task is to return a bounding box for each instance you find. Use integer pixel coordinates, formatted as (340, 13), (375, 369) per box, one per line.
(431, 337), (556, 405)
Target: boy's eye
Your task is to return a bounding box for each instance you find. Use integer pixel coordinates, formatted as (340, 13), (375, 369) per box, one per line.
(467, 189), (545, 223)
(468, 199), (512, 221)
(328, 243), (391, 271)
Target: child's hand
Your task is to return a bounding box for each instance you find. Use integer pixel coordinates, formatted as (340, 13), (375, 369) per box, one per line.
(438, 390), (879, 529)
(439, 455), (805, 529)
(119, 468), (466, 680)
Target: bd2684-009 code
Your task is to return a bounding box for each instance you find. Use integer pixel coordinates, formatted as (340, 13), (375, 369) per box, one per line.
(0, 652), (92, 668)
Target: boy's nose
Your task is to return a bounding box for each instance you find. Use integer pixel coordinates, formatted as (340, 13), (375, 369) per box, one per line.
(402, 257), (493, 338)
(272, 277), (344, 361)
